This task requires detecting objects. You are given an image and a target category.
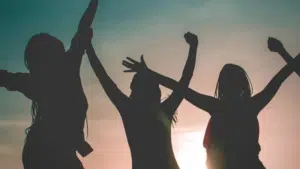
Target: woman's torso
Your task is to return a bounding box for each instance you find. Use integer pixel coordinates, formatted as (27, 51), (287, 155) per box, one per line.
(121, 105), (179, 169)
(204, 101), (261, 154)
(203, 101), (263, 169)
(30, 64), (88, 148)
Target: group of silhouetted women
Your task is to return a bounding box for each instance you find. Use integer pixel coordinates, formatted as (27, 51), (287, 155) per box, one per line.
(0, 0), (299, 169)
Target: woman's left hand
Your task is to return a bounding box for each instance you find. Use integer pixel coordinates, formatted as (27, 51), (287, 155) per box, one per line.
(122, 55), (148, 73)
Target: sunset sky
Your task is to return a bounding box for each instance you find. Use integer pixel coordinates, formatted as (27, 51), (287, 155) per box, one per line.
(0, 0), (299, 169)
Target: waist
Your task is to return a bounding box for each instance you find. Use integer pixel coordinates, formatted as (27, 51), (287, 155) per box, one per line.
(132, 154), (179, 169)
(130, 144), (178, 168)
(27, 124), (84, 144)
(26, 128), (91, 156)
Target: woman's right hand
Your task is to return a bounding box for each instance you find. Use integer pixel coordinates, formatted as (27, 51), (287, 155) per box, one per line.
(184, 32), (198, 47)
(122, 55), (148, 73)
(268, 37), (284, 53)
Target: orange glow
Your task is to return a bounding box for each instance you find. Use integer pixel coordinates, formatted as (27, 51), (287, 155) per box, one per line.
(176, 131), (207, 169)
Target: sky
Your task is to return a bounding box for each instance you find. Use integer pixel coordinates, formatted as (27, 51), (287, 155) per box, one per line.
(0, 0), (299, 169)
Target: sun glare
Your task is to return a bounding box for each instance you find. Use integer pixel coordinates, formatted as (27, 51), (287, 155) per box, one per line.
(176, 131), (207, 169)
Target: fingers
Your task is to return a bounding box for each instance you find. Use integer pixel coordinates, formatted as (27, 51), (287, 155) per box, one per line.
(268, 37), (277, 40)
(184, 32), (190, 39)
(122, 60), (136, 73)
(140, 55), (146, 65)
(122, 60), (132, 68)
(123, 70), (135, 73)
(184, 31), (197, 41)
(268, 37), (281, 43)
(126, 57), (139, 64)
(184, 31), (195, 37)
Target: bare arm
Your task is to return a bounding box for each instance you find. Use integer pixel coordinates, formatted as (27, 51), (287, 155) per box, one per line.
(151, 69), (221, 115)
(123, 56), (220, 115)
(250, 54), (299, 114)
(0, 70), (33, 100)
(86, 43), (130, 112)
(250, 37), (300, 114)
(161, 33), (198, 118)
(67, 0), (98, 71)
(275, 46), (300, 76)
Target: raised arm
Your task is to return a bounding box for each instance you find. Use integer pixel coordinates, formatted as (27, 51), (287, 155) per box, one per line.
(269, 37), (300, 76)
(161, 32), (198, 118)
(86, 33), (130, 112)
(0, 70), (33, 99)
(249, 37), (300, 114)
(78, 0), (99, 32)
(122, 56), (221, 115)
(67, 0), (98, 70)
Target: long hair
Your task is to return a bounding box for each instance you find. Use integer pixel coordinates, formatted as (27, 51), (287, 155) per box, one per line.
(214, 64), (253, 99)
(24, 33), (65, 135)
(24, 102), (40, 135)
(130, 71), (178, 125)
(161, 95), (178, 126)
(24, 33), (64, 73)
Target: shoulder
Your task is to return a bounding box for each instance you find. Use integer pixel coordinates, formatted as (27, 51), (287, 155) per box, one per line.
(117, 100), (134, 118)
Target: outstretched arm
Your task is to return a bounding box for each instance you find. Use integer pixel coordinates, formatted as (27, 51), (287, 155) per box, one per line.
(86, 41), (130, 113)
(0, 70), (33, 100)
(273, 44), (300, 77)
(123, 57), (221, 115)
(151, 69), (220, 115)
(161, 32), (198, 119)
(67, 0), (98, 71)
(250, 38), (300, 114)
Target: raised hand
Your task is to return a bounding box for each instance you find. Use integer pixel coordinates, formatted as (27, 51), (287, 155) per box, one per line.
(184, 32), (198, 47)
(78, 0), (98, 31)
(122, 55), (148, 73)
(268, 37), (284, 53)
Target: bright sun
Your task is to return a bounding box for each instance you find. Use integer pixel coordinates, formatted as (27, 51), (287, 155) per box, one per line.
(176, 131), (207, 169)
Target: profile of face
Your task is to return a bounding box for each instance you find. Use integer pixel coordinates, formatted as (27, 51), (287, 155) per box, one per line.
(130, 72), (161, 105)
(25, 33), (65, 79)
(216, 64), (252, 100)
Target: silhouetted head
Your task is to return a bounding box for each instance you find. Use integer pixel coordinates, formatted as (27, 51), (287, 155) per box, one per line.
(214, 64), (253, 100)
(24, 33), (65, 78)
(23, 33), (66, 133)
(130, 71), (161, 106)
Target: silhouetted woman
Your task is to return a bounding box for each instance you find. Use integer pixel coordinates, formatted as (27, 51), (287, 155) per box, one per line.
(122, 37), (299, 169)
(86, 30), (198, 169)
(0, 0), (98, 169)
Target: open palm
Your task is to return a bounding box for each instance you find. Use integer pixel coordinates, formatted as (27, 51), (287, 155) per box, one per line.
(122, 55), (148, 73)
